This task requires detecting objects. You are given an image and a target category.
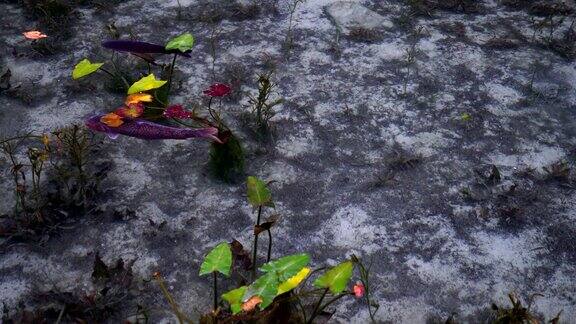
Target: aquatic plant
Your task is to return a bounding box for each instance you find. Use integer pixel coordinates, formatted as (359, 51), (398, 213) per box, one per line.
(0, 126), (106, 248)
(246, 71), (283, 138)
(199, 242), (233, 313)
(246, 176), (276, 280)
(153, 176), (375, 323)
(74, 32), (246, 181)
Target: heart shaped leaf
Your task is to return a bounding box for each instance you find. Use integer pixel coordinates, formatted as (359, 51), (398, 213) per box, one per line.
(222, 286), (247, 314)
(314, 261), (354, 294)
(199, 242), (232, 276)
(165, 33), (195, 53)
(72, 59), (104, 80)
(246, 176), (274, 208)
(127, 74), (167, 95)
(260, 253), (310, 281)
(277, 267), (311, 295)
(242, 272), (279, 310)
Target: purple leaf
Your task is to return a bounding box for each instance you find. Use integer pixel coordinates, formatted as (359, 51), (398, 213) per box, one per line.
(102, 40), (191, 57)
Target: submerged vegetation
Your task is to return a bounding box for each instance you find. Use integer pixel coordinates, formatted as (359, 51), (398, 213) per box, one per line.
(0, 126), (106, 248)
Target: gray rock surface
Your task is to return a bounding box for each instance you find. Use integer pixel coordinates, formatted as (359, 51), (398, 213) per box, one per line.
(326, 1), (394, 34)
(1, 0), (576, 323)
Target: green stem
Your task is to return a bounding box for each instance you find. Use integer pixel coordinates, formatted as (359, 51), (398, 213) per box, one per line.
(251, 205), (263, 281)
(307, 288), (329, 324)
(317, 292), (350, 314)
(213, 272), (218, 313)
(266, 229), (272, 263)
(168, 54), (177, 93)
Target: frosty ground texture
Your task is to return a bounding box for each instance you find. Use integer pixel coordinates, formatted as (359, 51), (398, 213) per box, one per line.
(1, 0), (576, 323)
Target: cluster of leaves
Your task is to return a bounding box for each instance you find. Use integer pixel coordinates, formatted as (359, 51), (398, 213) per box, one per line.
(1, 252), (139, 323)
(75, 33), (246, 182)
(155, 177), (377, 323)
(0, 125), (106, 248)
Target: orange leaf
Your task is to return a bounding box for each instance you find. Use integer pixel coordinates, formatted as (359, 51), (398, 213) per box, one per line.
(116, 103), (144, 118)
(125, 93), (153, 105)
(241, 296), (262, 312)
(100, 113), (124, 127)
(23, 31), (48, 40)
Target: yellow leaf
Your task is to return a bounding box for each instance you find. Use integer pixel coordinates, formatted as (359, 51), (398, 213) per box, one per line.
(277, 267), (311, 295)
(127, 74), (167, 95)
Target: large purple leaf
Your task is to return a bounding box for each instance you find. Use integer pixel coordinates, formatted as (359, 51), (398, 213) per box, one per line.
(102, 40), (191, 57)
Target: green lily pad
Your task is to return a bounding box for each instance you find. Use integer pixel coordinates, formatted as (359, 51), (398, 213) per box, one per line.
(72, 59), (104, 80)
(314, 261), (354, 294)
(165, 33), (195, 53)
(199, 242), (232, 276)
(127, 74), (167, 94)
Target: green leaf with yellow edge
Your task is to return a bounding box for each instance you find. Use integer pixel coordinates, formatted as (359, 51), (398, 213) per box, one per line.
(72, 59), (104, 80)
(165, 33), (195, 53)
(222, 286), (247, 314)
(314, 261), (354, 294)
(243, 272), (279, 310)
(127, 74), (167, 94)
(277, 267), (311, 295)
(246, 176), (274, 208)
(260, 253), (309, 281)
(199, 242), (232, 276)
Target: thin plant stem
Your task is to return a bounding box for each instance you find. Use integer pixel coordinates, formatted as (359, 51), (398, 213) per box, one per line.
(306, 288), (329, 324)
(168, 54), (178, 93)
(251, 205), (263, 281)
(266, 229), (272, 262)
(154, 274), (192, 324)
(213, 272), (218, 312)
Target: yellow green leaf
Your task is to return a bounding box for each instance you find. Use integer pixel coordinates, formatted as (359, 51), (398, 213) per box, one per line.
(127, 74), (167, 95)
(277, 267), (311, 295)
(314, 261), (354, 294)
(72, 59), (104, 80)
(222, 286), (247, 315)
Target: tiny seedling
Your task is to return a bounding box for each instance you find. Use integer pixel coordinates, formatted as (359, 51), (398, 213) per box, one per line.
(284, 0), (306, 52)
(246, 71), (283, 136)
(199, 242), (233, 314)
(246, 176), (275, 281)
